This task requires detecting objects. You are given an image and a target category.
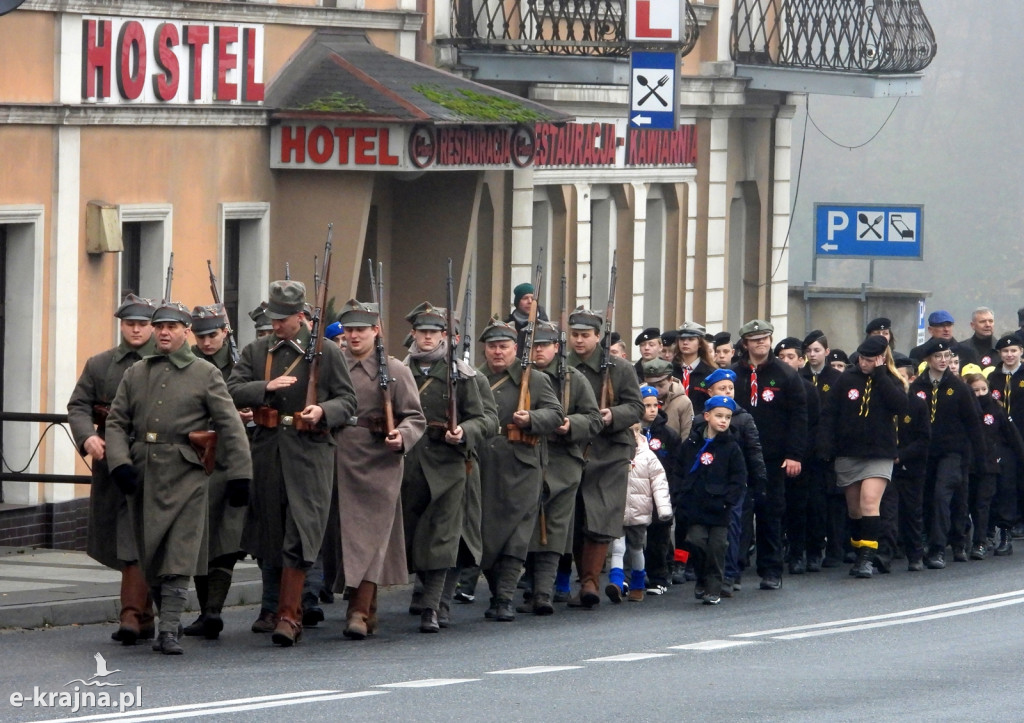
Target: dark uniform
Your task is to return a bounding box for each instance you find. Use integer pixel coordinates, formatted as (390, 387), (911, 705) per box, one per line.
(985, 333), (1024, 550)
(673, 321), (715, 411)
(67, 294), (156, 645)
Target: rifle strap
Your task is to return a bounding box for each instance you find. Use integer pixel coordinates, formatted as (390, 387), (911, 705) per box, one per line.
(265, 349), (303, 381)
(490, 375), (511, 392)
(418, 377), (436, 395)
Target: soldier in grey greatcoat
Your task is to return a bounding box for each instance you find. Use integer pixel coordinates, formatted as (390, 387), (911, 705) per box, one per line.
(228, 281), (357, 647)
(333, 300), (425, 639)
(67, 294), (156, 645)
(402, 302), (492, 633)
(518, 321), (603, 615)
(566, 307), (644, 609)
(105, 302), (252, 655)
(181, 304), (251, 640)
(477, 317), (563, 622)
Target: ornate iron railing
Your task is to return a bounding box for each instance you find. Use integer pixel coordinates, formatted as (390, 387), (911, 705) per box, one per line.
(731, 0), (936, 73)
(449, 0), (699, 57)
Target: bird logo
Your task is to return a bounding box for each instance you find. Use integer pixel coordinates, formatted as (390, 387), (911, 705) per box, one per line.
(65, 652), (124, 688)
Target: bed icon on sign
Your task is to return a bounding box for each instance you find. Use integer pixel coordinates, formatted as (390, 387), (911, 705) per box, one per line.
(888, 213), (916, 241)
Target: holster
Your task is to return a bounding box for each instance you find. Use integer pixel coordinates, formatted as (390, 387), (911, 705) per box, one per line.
(506, 424), (540, 447)
(92, 404), (110, 433)
(187, 431), (218, 475)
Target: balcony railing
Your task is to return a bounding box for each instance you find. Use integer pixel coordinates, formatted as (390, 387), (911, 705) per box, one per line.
(449, 0), (700, 57)
(731, 0), (936, 73)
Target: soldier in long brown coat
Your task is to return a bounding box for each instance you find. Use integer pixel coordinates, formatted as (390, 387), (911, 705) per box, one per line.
(105, 302), (252, 655)
(333, 300), (425, 639)
(67, 294), (156, 645)
(228, 281), (357, 647)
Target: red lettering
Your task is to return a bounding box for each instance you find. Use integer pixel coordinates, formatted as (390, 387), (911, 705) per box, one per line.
(280, 125), (306, 164)
(152, 23), (180, 102)
(184, 25), (210, 101)
(82, 19), (112, 99)
(636, 0), (673, 38)
(116, 21), (147, 100)
(333, 128), (354, 164)
(354, 128), (375, 165)
(214, 26), (238, 101)
(378, 128), (399, 166)
(241, 27), (265, 102)
(307, 126), (333, 164)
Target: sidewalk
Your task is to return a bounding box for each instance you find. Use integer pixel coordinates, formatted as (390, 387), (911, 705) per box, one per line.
(0, 546), (262, 630)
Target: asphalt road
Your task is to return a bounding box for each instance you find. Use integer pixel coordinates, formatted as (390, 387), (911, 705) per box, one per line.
(3, 557), (1023, 722)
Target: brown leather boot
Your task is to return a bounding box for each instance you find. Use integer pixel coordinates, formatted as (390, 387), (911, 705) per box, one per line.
(271, 567), (305, 647)
(578, 541), (608, 609)
(139, 590), (157, 641)
(367, 587), (378, 634)
(113, 564), (148, 645)
(343, 581), (377, 640)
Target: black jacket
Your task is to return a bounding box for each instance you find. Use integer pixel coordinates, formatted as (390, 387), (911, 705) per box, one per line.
(800, 364), (843, 405)
(986, 364), (1024, 437)
(896, 391), (931, 476)
(677, 358), (716, 411)
(909, 337), (978, 367)
(673, 428), (747, 527)
(962, 335), (997, 369)
(818, 366), (908, 460)
(976, 393), (1024, 475)
(691, 406), (767, 493)
(732, 355), (808, 463)
(908, 369), (986, 460)
(642, 409), (682, 481)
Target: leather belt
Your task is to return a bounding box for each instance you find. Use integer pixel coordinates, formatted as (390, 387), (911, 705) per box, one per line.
(143, 432), (192, 444)
(253, 405), (318, 432)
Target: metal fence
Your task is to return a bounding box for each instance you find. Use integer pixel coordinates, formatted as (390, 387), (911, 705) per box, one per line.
(449, 0), (700, 57)
(0, 412), (91, 490)
(731, 0), (937, 73)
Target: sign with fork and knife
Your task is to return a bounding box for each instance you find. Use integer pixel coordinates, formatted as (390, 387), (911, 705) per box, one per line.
(628, 51), (679, 130)
(814, 203), (924, 259)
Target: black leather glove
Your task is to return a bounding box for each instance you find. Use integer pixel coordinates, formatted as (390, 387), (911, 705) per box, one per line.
(227, 478), (250, 507)
(110, 464), (139, 495)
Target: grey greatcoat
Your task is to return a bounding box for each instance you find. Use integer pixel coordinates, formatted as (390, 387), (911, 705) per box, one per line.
(335, 350), (425, 588)
(402, 349), (492, 572)
(228, 327), (356, 567)
(531, 365), (603, 554)
(478, 362), (563, 568)
(105, 345), (252, 585)
(461, 373), (499, 566)
(192, 342), (247, 562)
(567, 349), (645, 540)
(67, 337), (155, 569)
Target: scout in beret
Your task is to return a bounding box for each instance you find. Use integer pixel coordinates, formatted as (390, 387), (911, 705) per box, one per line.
(659, 330), (679, 362)
(828, 349), (849, 372)
(712, 332), (734, 370)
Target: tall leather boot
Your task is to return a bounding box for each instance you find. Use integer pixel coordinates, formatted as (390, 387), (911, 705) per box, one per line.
(271, 567), (306, 647)
(995, 527), (1014, 556)
(182, 574), (210, 637)
(139, 590), (156, 641)
(570, 540), (607, 609)
(367, 585), (379, 635)
(113, 563), (147, 645)
(200, 566), (233, 639)
(343, 580), (377, 640)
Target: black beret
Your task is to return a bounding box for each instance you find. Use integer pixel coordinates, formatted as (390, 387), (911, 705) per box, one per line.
(773, 337), (804, 355)
(829, 349), (849, 364)
(918, 337), (952, 358)
(995, 333), (1024, 351)
(857, 335), (889, 358)
(802, 329), (825, 349)
(661, 329), (679, 346)
(892, 352), (915, 369)
(634, 327), (661, 345)
(865, 317), (891, 334)
(712, 331), (731, 347)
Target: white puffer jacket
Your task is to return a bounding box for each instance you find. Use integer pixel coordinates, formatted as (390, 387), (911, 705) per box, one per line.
(623, 432), (673, 526)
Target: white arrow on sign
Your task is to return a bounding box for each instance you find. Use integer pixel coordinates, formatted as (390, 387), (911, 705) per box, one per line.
(820, 243), (838, 252)
(631, 114), (652, 126)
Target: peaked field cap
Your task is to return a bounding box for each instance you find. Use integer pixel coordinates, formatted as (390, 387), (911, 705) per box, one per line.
(919, 337), (952, 357)
(866, 317), (891, 334)
(249, 303), (273, 330)
(676, 321), (706, 338)
(534, 320), (559, 343)
(406, 301), (447, 330)
(336, 298), (379, 328)
(479, 315), (517, 342)
(190, 304), (228, 335)
(738, 319), (774, 338)
(569, 306), (602, 330)
(704, 395), (737, 413)
(634, 327), (662, 345)
(266, 280), (306, 319)
(928, 309), (954, 326)
(115, 293), (156, 321)
(152, 301), (192, 326)
(995, 333), (1024, 351)
(857, 335), (889, 358)
(642, 358), (673, 379)
(704, 368), (736, 387)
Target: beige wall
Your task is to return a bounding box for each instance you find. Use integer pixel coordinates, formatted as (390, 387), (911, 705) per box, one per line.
(0, 11), (55, 102)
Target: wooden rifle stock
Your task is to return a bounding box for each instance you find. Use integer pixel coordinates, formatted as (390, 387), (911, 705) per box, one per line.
(507, 263), (543, 445)
(599, 251), (617, 409)
(446, 258), (459, 434)
(367, 259), (395, 435)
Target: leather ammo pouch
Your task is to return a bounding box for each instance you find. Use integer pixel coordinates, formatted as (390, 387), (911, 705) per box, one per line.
(92, 404), (110, 432)
(187, 430), (218, 475)
(253, 406), (279, 428)
(506, 423), (540, 447)
(425, 421), (448, 442)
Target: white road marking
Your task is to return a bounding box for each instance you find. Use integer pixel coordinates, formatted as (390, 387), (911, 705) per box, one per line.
(585, 653), (674, 662)
(377, 678), (479, 688)
(486, 665), (583, 675)
(732, 588), (1024, 638)
(669, 640), (760, 651)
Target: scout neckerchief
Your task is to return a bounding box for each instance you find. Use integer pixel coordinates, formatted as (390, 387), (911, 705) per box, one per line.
(749, 364), (758, 407)
(859, 377), (873, 417)
(680, 364), (692, 395)
(1004, 373), (1013, 418)
(930, 376), (940, 423)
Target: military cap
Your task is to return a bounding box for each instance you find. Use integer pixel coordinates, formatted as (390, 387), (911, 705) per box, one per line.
(704, 395), (737, 413)
(479, 315), (517, 343)
(152, 301), (192, 326)
(634, 327), (662, 346)
(337, 299), (379, 328)
(866, 317), (891, 334)
(249, 303), (273, 331)
(513, 282), (535, 306)
(405, 302), (447, 331)
(738, 319), (774, 338)
(568, 306), (602, 331)
(191, 304), (228, 336)
(115, 293), (156, 321)
(266, 280), (306, 319)
(829, 349), (849, 365)
(928, 310), (954, 326)
(661, 329), (679, 346)
(802, 329), (826, 349)
(704, 368), (737, 388)
(642, 358), (674, 381)
(403, 332), (414, 349)
(713, 332), (732, 348)
(534, 320), (559, 343)
(774, 337), (804, 356)
(302, 303), (313, 319)
(995, 333), (1024, 351)
(857, 335), (889, 358)
(677, 321), (707, 339)
(325, 321), (344, 340)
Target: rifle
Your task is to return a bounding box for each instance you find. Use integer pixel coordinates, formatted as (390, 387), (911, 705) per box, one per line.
(460, 272), (473, 365)
(313, 255), (320, 297)
(507, 262), (543, 446)
(445, 259), (459, 434)
(284, 261), (291, 281)
(206, 260), (240, 364)
(599, 250), (617, 408)
(162, 252), (174, 304)
(367, 259), (395, 435)
(558, 270), (570, 410)
(299, 224), (332, 430)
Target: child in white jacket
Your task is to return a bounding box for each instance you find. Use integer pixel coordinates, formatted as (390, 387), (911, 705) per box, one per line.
(606, 425), (674, 602)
